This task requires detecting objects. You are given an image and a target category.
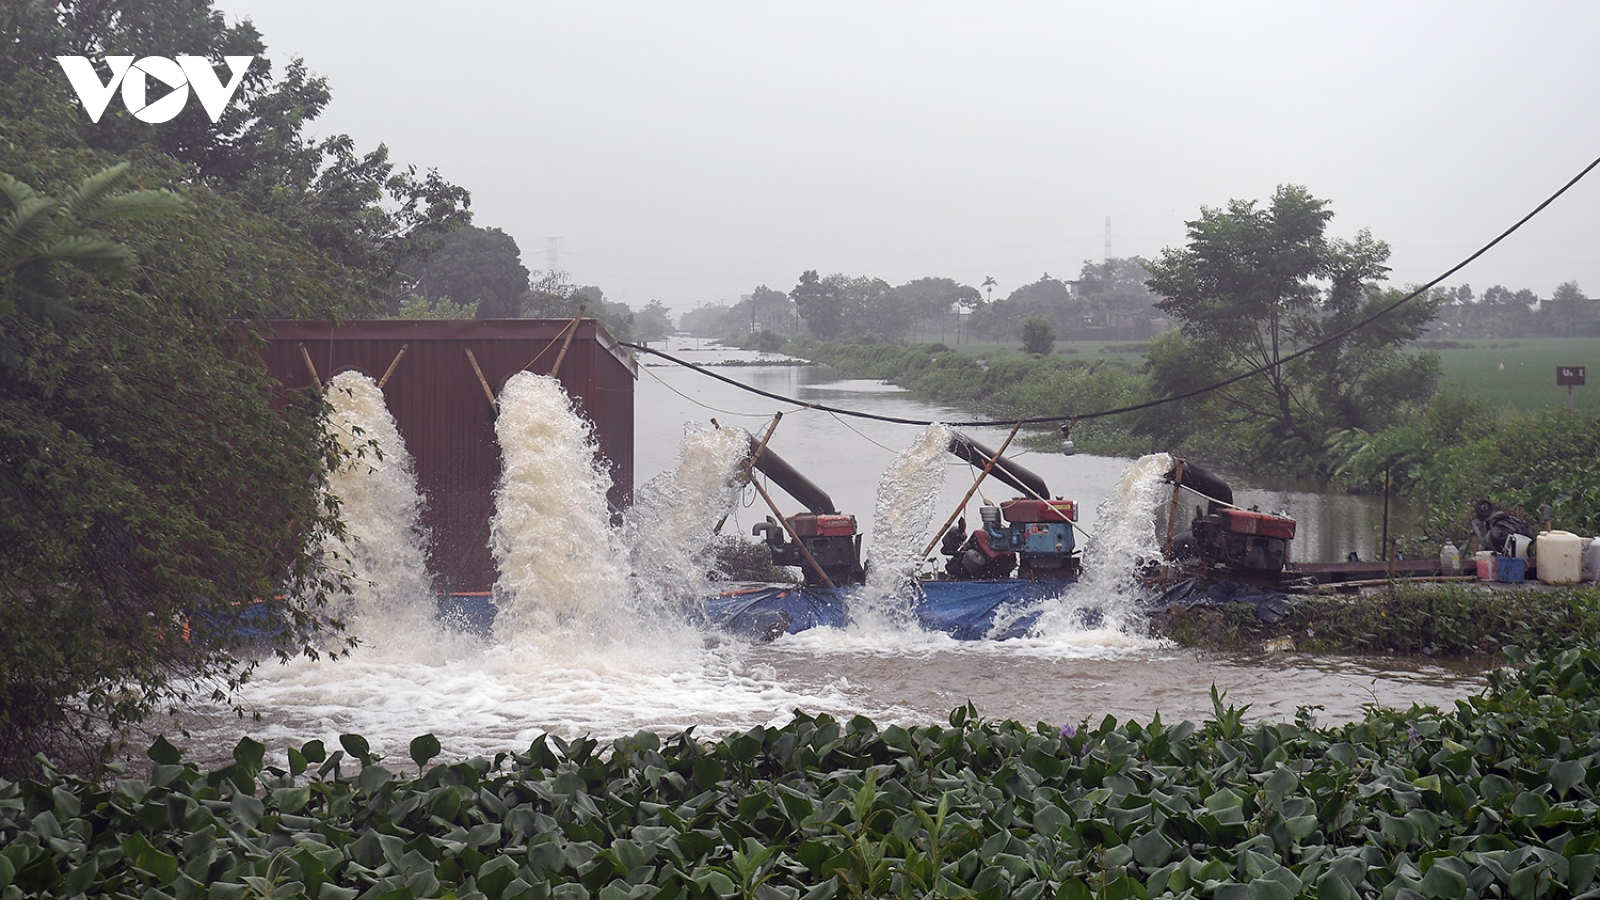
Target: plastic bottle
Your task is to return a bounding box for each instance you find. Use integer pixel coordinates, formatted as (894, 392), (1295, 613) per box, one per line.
(1439, 541), (1460, 574)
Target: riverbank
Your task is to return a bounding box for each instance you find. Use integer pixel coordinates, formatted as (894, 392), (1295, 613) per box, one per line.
(1156, 582), (1600, 657)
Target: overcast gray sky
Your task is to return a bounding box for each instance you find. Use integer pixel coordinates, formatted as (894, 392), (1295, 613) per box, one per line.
(214, 1), (1600, 315)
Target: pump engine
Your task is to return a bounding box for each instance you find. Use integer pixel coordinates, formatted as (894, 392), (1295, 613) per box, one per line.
(1164, 462), (1296, 575)
(753, 513), (865, 587)
(940, 498), (1080, 580)
(737, 433), (865, 587)
(939, 431), (1081, 580)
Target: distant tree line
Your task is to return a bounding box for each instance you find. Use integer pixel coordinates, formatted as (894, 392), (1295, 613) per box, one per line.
(674, 261), (1167, 347)
(1426, 281), (1599, 338)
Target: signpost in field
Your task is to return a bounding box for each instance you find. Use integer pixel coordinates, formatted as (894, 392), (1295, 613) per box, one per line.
(1557, 366), (1586, 409)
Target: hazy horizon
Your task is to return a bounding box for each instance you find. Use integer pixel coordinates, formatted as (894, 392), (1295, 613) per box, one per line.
(213, 1), (1600, 315)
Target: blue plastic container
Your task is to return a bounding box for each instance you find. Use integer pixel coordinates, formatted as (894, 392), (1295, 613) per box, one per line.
(1496, 556), (1526, 583)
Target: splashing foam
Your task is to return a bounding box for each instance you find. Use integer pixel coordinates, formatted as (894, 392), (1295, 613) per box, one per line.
(490, 372), (632, 641)
(321, 370), (435, 638)
(623, 424), (748, 600)
(851, 424), (950, 628)
(1031, 452), (1173, 637)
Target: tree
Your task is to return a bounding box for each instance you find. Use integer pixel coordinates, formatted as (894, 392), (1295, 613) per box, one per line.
(396, 293), (477, 319)
(833, 273), (902, 342)
(634, 300), (675, 342)
(748, 285), (790, 334)
(1074, 257), (1163, 335)
(1020, 316), (1055, 354)
(395, 224), (530, 319)
(792, 269), (844, 340)
(892, 276), (981, 342)
(1542, 281), (1599, 336)
(1145, 185), (1439, 466)
(967, 274), (1083, 342)
(0, 162), (182, 361)
(0, 151), (354, 777)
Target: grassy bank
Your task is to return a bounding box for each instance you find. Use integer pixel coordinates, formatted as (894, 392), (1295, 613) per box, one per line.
(6, 642), (1600, 900)
(784, 339), (1154, 457)
(1158, 583), (1600, 657)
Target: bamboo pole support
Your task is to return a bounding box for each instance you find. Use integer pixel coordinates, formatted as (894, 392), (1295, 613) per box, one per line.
(298, 343), (322, 393)
(463, 347), (497, 413)
(712, 413), (782, 535)
(377, 343), (409, 388)
(713, 412), (833, 586)
(549, 305), (587, 378)
(920, 420), (1025, 562)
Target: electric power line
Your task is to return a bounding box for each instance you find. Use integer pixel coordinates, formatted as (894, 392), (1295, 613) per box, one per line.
(624, 153), (1600, 429)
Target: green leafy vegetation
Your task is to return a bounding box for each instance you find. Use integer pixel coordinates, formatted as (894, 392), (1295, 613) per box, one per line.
(6, 642), (1600, 899)
(0, 149), (356, 778)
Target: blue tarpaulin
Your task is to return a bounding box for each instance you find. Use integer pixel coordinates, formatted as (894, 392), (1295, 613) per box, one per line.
(701, 580), (1084, 641)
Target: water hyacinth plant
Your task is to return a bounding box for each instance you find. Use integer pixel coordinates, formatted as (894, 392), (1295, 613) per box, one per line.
(1, 643), (1598, 899)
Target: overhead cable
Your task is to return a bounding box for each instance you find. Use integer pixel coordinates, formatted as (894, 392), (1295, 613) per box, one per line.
(624, 152), (1600, 429)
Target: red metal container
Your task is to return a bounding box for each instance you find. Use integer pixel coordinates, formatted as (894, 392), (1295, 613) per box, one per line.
(1000, 498), (1077, 523)
(260, 319), (636, 593)
(1217, 508), (1297, 540)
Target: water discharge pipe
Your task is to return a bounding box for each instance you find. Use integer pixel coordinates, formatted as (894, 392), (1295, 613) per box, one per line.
(941, 428), (1096, 545)
(743, 435), (839, 515)
(921, 420), (1025, 562)
(946, 431), (1049, 499)
(710, 414), (782, 535)
(1162, 460), (1235, 515)
(708, 413), (838, 587)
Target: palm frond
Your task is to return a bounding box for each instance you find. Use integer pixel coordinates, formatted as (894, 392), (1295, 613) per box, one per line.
(89, 188), (186, 222)
(0, 173), (45, 217)
(61, 162), (134, 221)
(0, 197), (60, 276)
(35, 234), (138, 275)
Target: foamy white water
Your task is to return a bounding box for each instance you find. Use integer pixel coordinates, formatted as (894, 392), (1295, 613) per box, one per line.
(1028, 453), (1174, 638)
(320, 370), (435, 635)
(865, 423), (951, 583)
(490, 372), (633, 640)
(623, 424), (748, 600)
(852, 424), (951, 629)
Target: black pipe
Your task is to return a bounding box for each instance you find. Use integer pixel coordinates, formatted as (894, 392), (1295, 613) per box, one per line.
(1165, 461), (1233, 511)
(947, 431), (1050, 499)
(745, 436), (838, 515)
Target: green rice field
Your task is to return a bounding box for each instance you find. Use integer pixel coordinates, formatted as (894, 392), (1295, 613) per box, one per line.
(1428, 339), (1600, 414)
(1042, 338), (1600, 414)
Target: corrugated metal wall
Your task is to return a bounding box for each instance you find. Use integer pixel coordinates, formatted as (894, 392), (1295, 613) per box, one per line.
(261, 319), (636, 594)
